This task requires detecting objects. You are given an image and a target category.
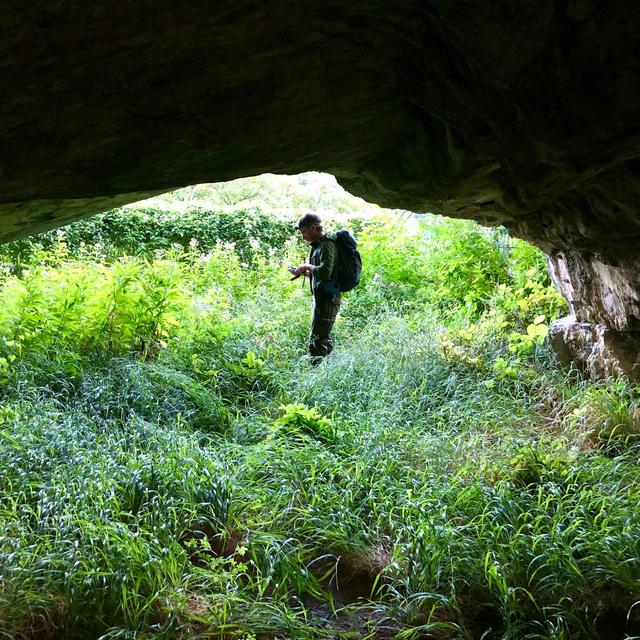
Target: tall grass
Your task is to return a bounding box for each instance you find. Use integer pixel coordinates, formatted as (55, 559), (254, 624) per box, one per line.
(0, 208), (637, 639)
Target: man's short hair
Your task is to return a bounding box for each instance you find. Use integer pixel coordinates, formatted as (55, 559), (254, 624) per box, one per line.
(296, 213), (322, 230)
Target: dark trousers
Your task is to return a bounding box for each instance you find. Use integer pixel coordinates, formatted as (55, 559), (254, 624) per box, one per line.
(309, 293), (341, 361)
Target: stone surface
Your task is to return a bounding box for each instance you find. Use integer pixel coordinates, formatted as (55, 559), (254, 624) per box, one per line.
(548, 251), (640, 379)
(549, 316), (640, 381)
(1, 2), (640, 376)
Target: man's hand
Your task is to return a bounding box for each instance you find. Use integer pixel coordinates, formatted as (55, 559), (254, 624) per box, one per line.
(290, 264), (313, 277)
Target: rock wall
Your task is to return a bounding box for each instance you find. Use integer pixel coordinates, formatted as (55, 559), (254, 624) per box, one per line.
(1, 1), (640, 377)
(548, 252), (640, 380)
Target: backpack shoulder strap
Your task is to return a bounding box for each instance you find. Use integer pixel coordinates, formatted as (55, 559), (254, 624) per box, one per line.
(313, 237), (339, 283)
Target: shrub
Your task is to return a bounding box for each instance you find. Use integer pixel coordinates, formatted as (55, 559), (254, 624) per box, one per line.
(419, 219), (511, 316)
(271, 403), (337, 444)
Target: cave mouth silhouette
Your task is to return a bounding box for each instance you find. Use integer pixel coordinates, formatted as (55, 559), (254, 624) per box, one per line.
(1, 3), (639, 377)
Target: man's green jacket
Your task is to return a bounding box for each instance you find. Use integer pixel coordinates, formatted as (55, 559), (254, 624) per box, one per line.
(309, 232), (338, 295)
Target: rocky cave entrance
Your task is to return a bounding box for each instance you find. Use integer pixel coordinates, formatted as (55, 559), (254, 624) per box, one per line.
(1, 2), (639, 377)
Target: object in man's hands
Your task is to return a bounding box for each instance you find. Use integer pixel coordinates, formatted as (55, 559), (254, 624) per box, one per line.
(288, 266), (301, 280)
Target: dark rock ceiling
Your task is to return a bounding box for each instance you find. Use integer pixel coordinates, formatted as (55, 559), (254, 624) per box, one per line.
(1, 1), (639, 376)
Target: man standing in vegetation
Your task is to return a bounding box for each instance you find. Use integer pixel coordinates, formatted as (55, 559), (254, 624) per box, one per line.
(290, 213), (341, 363)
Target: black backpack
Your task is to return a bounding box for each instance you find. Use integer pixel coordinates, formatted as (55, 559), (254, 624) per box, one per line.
(332, 230), (362, 292)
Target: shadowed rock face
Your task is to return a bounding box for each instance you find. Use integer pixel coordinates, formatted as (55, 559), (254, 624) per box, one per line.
(2, 2), (640, 377)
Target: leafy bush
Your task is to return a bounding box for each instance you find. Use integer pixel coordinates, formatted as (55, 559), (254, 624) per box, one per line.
(271, 403), (337, 444)
(419, 219), (511, 316)
(0, 206), (298, 269)
(503, 444), (574, 488)
(0, 256), (187, 363)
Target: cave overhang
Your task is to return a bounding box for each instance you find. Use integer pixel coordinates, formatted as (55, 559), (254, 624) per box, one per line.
(2, 2), (639, 377)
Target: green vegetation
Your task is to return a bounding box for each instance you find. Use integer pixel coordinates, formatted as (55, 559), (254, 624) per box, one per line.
(0, 175), (638, 639)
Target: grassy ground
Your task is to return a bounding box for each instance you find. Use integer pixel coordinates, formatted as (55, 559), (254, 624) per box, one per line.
(0, 209), (638, 639)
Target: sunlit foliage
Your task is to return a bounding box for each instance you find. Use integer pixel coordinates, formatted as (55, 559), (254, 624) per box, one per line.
(0, 177), (637, 639)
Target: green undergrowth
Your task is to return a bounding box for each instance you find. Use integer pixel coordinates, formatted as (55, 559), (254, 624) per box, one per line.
(0, 199), (638, 640)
